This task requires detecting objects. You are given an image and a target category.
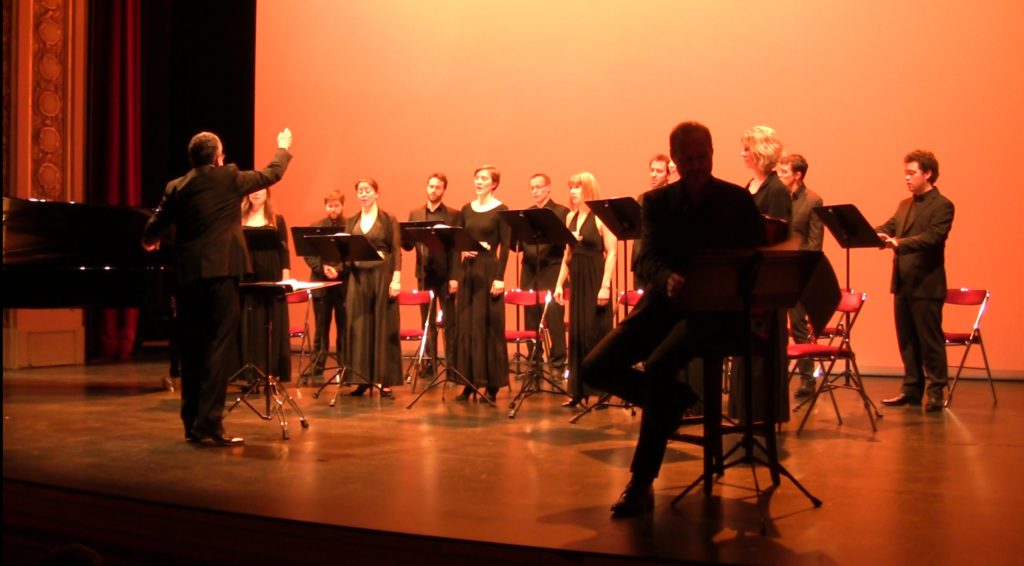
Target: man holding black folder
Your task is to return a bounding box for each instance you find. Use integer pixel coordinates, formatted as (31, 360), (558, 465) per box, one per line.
(876, 150), (954, 412)
(520, 173), (569, 372)
(581, 122), (765, 516)
(304, 188), (348, 381)
(406, 173), (460, 369)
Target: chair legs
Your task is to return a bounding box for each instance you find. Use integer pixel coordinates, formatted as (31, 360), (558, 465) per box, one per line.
(945, 338), (997, 408)
(796, 355), (879, 433)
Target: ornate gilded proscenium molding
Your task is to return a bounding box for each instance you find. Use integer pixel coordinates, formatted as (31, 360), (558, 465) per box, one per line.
(31, 0), (67, 201)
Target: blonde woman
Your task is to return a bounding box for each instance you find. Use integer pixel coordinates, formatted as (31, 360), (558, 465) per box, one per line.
(553, 172), (617, 407)
(740, 125), (791, 225)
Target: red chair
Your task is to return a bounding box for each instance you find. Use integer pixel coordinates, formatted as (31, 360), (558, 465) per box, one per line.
(286, 288), (314, 384)
(504, 289), (550, 379)
(397, 289), (436, 391)
(788, 291), (880, 432)
(944, 288), (996, 408)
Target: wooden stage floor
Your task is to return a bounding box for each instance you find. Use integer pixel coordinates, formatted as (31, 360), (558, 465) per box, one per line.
(3, 360), (1022, 564)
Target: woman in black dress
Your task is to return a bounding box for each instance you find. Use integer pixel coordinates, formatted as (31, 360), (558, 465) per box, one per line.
(553, 172), (617, 407)
(737, 125), (790, 421)
(450, 165), (510, 404)
(344, 178), (402, 398)
(240, 188), (292, 381)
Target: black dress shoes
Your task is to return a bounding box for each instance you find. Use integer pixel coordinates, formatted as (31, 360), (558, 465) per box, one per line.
(191, 428), (244, 447)
(350, 384), (370, 397)
(881, 393), (921, 407)
(562, 396), (588, 408)
(455, 387), (474, 402)
(610, 480), (655, 517)
(925, 396), (944, 412)
(482, 388), (498, 404)
(380, 387), (395, 399)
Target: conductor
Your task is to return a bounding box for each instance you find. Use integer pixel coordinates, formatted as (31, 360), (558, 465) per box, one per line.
(142, 128), (294, 446)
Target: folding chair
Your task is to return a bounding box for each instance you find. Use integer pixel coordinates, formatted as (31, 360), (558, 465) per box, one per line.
(944, 288), (996, 408)
(286, 288), (314, 383)
(504, 289), (548, 380)
(397, 289), (436, 392)
(789, 291), (881, 432)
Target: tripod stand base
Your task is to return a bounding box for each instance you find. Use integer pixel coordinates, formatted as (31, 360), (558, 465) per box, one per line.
(405, 364), (498, 408)
(568, 392), (636, 424)
(508, 368), (571, 418)
(228, 363), (309, 440)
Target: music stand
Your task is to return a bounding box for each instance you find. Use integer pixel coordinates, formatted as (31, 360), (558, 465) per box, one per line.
(301, 233), (386, 406)
(235, 227), (289, 387)
(397, 221), (450, 388)
(498, 208), (576, 418)
(291, 226), (347, 383)
(404, 226), (496, 408)
(670, 251), (832, 518)
(800, 205), (884, 414)
(812, 204), (883, 291)
(227, 281), (310, 439)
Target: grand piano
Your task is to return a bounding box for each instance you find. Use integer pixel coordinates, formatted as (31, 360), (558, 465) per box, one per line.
(3, 197), (173, 309)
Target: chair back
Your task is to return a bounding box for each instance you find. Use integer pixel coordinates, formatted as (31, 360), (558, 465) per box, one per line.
(618, 289), (644, 307)
(504, 289), (542, 306)
(944, 288), (990, 337)
(398, 289), (433, 306)
(286, 288), (311, 304)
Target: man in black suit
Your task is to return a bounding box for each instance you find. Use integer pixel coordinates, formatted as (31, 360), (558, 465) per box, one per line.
(519, 173), (569, 372)
(304, 188), (347, 382)
(631, 154), (673, 289)
(581, 122), (765, 516)
(777, 154), (824, 397)
(876, 150), (954, 412)
(406, 173), (460, 369)
(143, 128), (294, 446)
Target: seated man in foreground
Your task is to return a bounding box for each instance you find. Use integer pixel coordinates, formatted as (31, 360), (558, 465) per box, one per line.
(581, 121), (766, 517)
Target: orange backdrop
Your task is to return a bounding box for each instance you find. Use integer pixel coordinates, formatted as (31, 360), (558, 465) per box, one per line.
(254, 0), (1024, 375)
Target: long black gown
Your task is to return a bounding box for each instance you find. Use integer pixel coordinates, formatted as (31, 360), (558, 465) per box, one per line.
(344, 209), (402, 387)
(241, 214), (291, 381)
(453, 203), (510, 390)
(566, 211), (612, 399)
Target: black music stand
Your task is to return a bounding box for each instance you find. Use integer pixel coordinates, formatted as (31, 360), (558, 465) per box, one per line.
(301, 233), (386, 406)
(812, 204), (883, 291)
(568, 197), (642, 418)
(292, 226), (346, 384)
(797, 205), (885, 415)
(404, 226), (496, 408)
(235, 226), (289, 387)
(228, 281), (309, 440)
(498, 208), (576, 418)
(399, 220), (452, 382)
(670, 251), (830, 518)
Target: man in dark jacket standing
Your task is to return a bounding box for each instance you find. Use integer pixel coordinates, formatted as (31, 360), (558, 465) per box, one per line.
(143, 128), (294, 445)
(876, 150), (954, 412)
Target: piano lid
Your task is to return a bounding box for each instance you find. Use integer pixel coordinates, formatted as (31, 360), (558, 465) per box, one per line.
(3, 197), (173, 308)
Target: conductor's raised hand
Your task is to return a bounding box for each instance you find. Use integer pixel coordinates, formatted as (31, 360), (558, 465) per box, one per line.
(277, 128), (293, 150)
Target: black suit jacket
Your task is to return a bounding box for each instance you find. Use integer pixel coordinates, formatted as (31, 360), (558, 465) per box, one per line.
(876, 188), (954, 299)
(406, 203), (460, 281)
(791, 184), (824, 251)
(143, 149), (292, 285)
(635, 176), (766, 303)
